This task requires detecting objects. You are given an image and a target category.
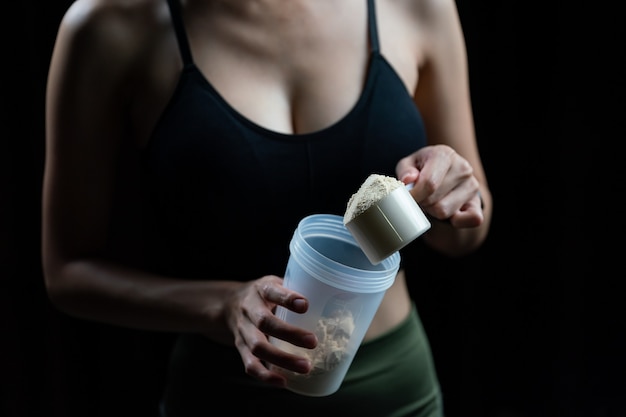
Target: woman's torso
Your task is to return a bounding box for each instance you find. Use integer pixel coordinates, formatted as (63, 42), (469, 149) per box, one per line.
(98, 0), (430, 339)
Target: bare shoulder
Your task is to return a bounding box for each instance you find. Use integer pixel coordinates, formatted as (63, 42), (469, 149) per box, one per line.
(404, 0), (460, 26)
(399, 0), (466, 59)
(48, 0), (177, 148)
(378, 0), (463, 78)
(56, 0), (169, 70)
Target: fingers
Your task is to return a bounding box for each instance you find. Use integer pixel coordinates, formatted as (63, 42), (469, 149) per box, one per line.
(229, 275), (318, 385)
(397, 145), (457, 201)
(397, 145), (484, 227)
(447, 193), (484, 228)
(421, 175), (479, 220)
(235, 323), (312, 387)
(258, 277), (309, 314)
(396, 154), (420, 186)
(252, 278), (318, 349)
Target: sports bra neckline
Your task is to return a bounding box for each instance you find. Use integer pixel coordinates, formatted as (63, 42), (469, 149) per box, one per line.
(181, 55), (390, 140)
(164, 0), (388, 140)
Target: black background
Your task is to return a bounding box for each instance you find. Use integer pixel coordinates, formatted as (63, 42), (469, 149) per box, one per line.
(2, 1), (623, 416)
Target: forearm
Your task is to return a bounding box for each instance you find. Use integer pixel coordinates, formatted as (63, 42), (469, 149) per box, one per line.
(45, 258), (239, 344)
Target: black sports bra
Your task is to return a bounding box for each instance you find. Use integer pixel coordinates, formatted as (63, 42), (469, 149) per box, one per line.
(141, 0), (428, 279)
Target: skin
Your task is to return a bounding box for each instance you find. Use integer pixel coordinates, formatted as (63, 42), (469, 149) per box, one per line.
(43, 0), (492, 388)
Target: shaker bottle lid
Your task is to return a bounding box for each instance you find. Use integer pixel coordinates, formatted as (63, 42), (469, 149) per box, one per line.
(344, 174), (431, 265)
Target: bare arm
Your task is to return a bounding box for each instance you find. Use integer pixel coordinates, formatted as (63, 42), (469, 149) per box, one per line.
(42, 0), (314, 385)
(398, 0), (492, 256)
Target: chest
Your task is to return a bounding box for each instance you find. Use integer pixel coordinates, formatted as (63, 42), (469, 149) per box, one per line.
(132, 0), (420, 146)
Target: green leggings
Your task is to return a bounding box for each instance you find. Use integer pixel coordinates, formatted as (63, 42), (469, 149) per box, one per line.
(161, 303), (443, 417)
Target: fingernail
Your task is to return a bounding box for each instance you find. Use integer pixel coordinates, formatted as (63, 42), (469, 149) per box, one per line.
(296, 359), (311, 373)
(303, 334), (317, 348)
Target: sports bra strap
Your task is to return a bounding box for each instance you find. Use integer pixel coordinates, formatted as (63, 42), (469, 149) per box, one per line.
(367, 0), (380, 54)
(166, 0), (194, 67)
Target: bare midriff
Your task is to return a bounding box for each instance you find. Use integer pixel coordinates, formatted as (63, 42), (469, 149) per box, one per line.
(363, 269), (412, 341)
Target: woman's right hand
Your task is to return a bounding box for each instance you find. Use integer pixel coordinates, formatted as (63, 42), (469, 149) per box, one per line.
(223, 275), (318, 387)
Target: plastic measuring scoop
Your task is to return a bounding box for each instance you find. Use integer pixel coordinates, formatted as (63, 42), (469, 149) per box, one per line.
(344, 182), (431, 265)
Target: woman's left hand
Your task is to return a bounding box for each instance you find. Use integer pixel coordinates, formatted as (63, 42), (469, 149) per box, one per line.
(396, 144), (484, 228)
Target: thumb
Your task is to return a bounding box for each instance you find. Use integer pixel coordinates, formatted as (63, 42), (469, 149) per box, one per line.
(396, 157), (419, 186)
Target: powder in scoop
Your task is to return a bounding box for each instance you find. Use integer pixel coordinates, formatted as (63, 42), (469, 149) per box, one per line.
(343, 174), (404, 224)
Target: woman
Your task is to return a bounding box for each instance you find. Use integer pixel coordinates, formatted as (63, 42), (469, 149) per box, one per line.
(43, 0), (492, 415)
